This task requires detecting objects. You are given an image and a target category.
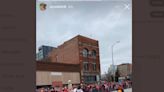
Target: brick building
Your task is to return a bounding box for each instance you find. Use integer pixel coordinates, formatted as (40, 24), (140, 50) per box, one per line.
(117, 63), (132, 78)
(48, 35), (101, 84)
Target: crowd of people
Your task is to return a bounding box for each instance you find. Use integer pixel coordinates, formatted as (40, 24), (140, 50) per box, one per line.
(36, 80), (132, 92)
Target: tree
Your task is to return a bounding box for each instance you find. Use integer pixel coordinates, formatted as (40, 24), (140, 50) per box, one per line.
(104, 69), (114, 82)
(115, 68), (120, 82)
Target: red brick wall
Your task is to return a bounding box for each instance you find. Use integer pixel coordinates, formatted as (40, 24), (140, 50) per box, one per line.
(48, 35), (100, 75)
(48, 37), (80, 64)
(77, 35), (100, 74)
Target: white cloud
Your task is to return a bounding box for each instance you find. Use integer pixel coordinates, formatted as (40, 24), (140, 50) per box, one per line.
(37, 0), (132, 74)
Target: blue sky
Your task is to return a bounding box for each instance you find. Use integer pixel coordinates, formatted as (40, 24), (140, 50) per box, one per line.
(36, 0), (132, 74)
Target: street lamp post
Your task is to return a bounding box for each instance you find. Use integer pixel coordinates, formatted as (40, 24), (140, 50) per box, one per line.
(111, 41), (120, 82)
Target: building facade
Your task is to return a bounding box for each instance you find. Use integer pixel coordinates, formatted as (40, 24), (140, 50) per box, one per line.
(117, 63), (132, 79)
(48, 35), (101, 84)
(36, 62), (81, 87)
(36, 45), (55, 60)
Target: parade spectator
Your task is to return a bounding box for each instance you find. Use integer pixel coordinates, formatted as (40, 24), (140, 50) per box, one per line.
(73, 85), (77, 92)
(88, 85), (92, 92)
(36, 80), (132, 92)
(63, 86), (69, 92)
(117, 85), (124, 92)
(92, 85), (98, 92)
(76, 86), (83, 92)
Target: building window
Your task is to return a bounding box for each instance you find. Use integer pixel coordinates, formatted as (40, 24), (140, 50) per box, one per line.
(92, 63), (96, 71)
(93, 76), (97, 81)
(82, 48), (89, 57)
(83, 62), (89, 71)
(91, 50), (96, 58)
(84, 76), (97, 83)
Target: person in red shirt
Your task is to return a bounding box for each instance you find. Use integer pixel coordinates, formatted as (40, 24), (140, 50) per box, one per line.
(63, 86), (68, 92)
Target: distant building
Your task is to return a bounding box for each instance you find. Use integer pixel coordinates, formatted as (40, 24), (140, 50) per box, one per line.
(117, 63), (132, 78)
(36, 45), (55, 60)
(48, 35), (101, 84)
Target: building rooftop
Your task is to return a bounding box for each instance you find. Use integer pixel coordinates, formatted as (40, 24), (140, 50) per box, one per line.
(58, 35), (98, 48)
(118, 63), (132, 66)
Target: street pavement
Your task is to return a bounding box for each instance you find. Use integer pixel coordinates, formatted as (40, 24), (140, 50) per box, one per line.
(112, 88), (132, 92)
